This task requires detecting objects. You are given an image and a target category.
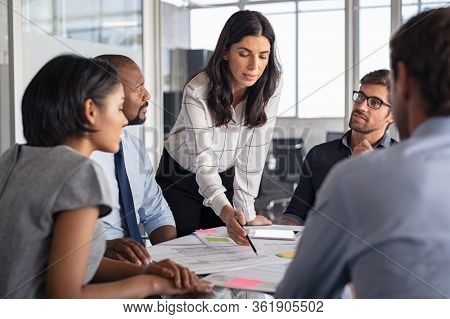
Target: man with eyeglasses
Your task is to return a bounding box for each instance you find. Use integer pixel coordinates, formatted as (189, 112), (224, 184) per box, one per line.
(280, 69), (397, 226)
(277, 7), (450, 298)
(91, 55), (176, 265)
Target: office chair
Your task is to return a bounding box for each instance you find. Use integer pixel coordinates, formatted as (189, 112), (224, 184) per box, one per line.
(263, 138), (304, 219)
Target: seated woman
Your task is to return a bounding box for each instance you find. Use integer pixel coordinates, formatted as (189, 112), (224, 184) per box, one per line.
(0, 54), (212, 298)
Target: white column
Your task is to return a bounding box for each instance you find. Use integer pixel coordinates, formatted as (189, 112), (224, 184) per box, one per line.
(142, 0), (163, 166)
(344, 0), (359, 131)
(7, 0), (24, 145)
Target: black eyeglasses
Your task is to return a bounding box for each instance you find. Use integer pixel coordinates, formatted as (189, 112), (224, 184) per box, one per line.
(352, 90), (392, 110)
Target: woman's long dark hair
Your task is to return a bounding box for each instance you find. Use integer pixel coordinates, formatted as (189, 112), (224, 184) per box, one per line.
(205, 10), (281, 128)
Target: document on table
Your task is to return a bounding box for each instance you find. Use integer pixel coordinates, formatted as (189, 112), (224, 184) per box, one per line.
(148, 225), (300, 275)
(246, 225), (304, 232)
(194, 231), (237, 247)
(148, 240), (296, 275)
(204, 263), (291, 293)
(193, 225), (304, 246)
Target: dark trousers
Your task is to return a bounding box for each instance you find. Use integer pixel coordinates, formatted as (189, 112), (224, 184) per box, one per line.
(156, 149), (234, 238)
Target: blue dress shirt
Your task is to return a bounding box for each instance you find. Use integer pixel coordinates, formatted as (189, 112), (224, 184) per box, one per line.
(92, 129), (175, 240)
(276, 117), (450, 298)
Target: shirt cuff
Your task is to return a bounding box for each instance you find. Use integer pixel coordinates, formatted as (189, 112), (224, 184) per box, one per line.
(209, 193), (231, 216)
(243, 207), (256, 223)
(280, 213), (305, 226)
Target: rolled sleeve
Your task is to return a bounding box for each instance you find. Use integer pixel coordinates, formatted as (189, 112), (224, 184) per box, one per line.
(210, 193), (230, 217)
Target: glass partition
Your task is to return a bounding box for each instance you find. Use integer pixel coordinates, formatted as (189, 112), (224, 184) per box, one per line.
(22, 0), (143, 49)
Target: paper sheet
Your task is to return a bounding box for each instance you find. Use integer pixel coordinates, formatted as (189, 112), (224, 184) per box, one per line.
(148, 225), (300, 275)
(194, 231), (236, 247)
(204, 263), (291, 293)
(148, 243), (291, 275)
(246, 225), (304, 232)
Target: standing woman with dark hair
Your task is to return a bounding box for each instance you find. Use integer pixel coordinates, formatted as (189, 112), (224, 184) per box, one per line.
(156, 10), (282, 244)
(0, 54), (211, 298)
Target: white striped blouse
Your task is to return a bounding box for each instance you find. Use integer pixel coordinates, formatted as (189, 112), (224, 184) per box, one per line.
(164, 72), (282, 221)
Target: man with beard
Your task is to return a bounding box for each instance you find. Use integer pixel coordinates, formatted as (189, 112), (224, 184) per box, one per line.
(277, 7), (450, 298)
(280, 69), (396, 226)
(92, 55), (176, 265)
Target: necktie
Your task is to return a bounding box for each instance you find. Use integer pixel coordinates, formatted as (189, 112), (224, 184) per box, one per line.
(114, 142), (144, 245)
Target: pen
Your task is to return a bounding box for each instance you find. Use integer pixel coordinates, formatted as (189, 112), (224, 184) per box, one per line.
(240, 223), (258, 256)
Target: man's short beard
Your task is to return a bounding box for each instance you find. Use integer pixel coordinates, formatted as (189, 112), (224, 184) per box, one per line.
(127, 115), (145, 126)
(349, 121), (373, 134)
(127, 105), (147, 126)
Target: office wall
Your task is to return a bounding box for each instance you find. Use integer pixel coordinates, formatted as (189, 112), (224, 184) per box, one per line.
(15, 32), (143, 142)
(22, 32), (142, 88)
(162, 2), (189, 50)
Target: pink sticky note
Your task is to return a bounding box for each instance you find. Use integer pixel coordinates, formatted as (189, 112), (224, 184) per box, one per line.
(225, 278), (262, 289)
(196, 228), (218, 234)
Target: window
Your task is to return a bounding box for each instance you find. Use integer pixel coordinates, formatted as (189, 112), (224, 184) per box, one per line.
(22, 0), (143, 48)
(402, 0), (450, 21)
(162, 0), (449, 122)
(297, 1), (345, 118)
(190, 6), (238, 50)
(189, 1), (346, 118)
(245, 2), (296, 117)
(358, 1), (391, 80)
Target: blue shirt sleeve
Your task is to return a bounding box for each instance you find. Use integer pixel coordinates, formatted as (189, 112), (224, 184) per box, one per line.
(138, 147), (176, 235)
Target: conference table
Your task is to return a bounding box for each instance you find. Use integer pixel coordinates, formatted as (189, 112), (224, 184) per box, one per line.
(147, 225), (303, 298)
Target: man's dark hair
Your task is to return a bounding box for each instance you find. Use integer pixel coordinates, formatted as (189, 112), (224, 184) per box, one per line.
(205, 10), (282, 128)
(390, 7), (450, 116)
(22, 54), (120, 146)
(360, 69), (391, 103)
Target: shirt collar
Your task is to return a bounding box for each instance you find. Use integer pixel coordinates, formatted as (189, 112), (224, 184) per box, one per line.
(230, 98), (247, 124)
(339, 130), (352, 150)
(375, 131), (392, 148)
(411, 117), (450, 138)
(339, 129), (392, 150)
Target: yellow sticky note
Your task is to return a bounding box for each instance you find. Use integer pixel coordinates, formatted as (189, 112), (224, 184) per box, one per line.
(205, 236), (230, 243)
(277, 251), (295, 259)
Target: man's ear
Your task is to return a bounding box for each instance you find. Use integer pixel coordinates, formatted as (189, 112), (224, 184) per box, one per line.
(387, 111), (395, 124)
(395, 61), (411, 104)
(83, 98), (97, 126)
